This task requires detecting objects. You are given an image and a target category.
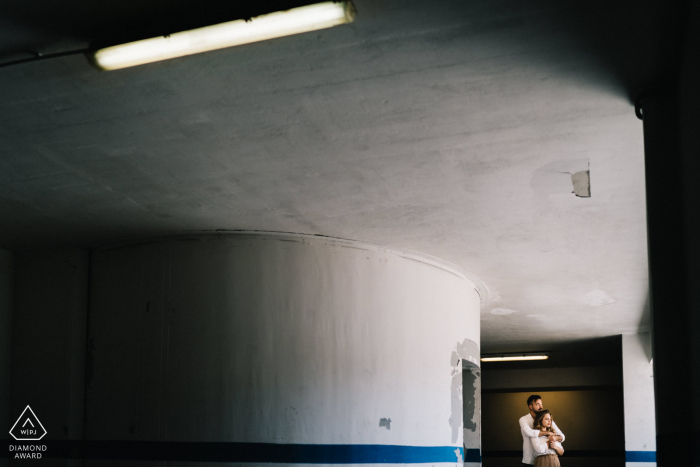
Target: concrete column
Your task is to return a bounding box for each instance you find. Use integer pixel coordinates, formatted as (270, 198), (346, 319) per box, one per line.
(0, 250), (13, 467)
(10, 248), (90, 465)
(85, 233), (481, 465)
(622, 333), (656, 466)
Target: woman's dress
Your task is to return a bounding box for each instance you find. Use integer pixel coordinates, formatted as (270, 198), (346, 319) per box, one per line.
(531, 435), (563, 467)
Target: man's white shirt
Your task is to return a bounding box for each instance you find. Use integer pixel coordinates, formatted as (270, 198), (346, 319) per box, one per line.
(519, 413), (565, 465)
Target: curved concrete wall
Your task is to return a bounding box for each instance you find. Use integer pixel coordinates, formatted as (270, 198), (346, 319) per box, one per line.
(85, 234), (480, 464)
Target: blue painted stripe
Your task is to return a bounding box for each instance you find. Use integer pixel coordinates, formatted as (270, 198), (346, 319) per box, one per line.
(2, 440), (464, 463)
(626, 451), (656, 462)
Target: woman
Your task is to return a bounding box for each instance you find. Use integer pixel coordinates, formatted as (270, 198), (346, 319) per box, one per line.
(531, 409), (564, 467)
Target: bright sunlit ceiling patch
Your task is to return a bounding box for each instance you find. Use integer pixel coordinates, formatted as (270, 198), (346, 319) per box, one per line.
(88, 1), (356, 71)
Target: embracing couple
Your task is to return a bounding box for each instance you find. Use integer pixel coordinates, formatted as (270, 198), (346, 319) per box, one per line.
(519, 395), (565, 467)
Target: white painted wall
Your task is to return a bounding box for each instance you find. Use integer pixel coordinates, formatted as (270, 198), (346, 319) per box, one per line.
(0, 250), (12, 467)
(622, 333), (656, 466)
(86, 234), (480, 465)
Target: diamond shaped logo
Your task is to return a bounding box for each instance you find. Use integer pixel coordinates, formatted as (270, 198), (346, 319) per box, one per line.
(9, 406), (47, 441)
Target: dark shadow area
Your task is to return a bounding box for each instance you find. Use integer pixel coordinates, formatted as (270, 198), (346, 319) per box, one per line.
(515, 0), (689, 101)
(639, 293), (653, 361)
(640, 8), (700, 458)
(481, 335), (623, 371)
(0, 0), (690, 99)
(0, 0), (320, 48)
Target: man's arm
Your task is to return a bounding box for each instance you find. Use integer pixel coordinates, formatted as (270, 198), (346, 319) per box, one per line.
(519, 417), (551, 438)
(551, 421), (565, 443)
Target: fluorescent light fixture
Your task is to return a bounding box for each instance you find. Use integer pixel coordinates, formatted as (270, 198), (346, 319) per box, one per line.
(88, 1), (356, 71)
(480, 353), (549, 362)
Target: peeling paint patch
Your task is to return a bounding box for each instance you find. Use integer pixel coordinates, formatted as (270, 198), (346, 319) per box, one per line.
(451, 350), (461, 368)
(490, 308), (518, 315)
(451, 339), (480, 444)
(379, 418), (391, 430)
(454, 339), (480, 367)
(584, 289), (617, 306)
(463, 370), (477, 432)
(571, 170), (591, 197)
(462, 356), (479, 368)
(454, 448), (463, 462)
(463, 367), (482, 459)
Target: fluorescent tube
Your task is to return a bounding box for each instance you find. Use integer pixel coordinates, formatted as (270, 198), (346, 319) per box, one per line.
(480, 355), (549, 362)
(88, 1), (356, 71)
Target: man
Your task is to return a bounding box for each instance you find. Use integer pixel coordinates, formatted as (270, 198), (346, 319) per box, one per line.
(519, 394), (565, 466)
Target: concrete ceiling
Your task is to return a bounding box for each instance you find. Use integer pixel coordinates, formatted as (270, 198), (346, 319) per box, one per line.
(0, 0), (685, 357)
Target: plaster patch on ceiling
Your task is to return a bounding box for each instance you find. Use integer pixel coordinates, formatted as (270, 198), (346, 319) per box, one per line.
(583, 289), (617, 306)
(490, 308), (518, 315)
(571, 170), (591, 197)
(531, 158), (590, 197)
(526, 314), (548, 321)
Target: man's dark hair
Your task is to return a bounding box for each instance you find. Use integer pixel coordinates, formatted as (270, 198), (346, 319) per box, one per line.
(527, 395), (542, 407)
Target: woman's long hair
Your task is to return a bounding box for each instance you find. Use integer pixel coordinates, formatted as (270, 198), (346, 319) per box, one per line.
(533, 409), (555, 432)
